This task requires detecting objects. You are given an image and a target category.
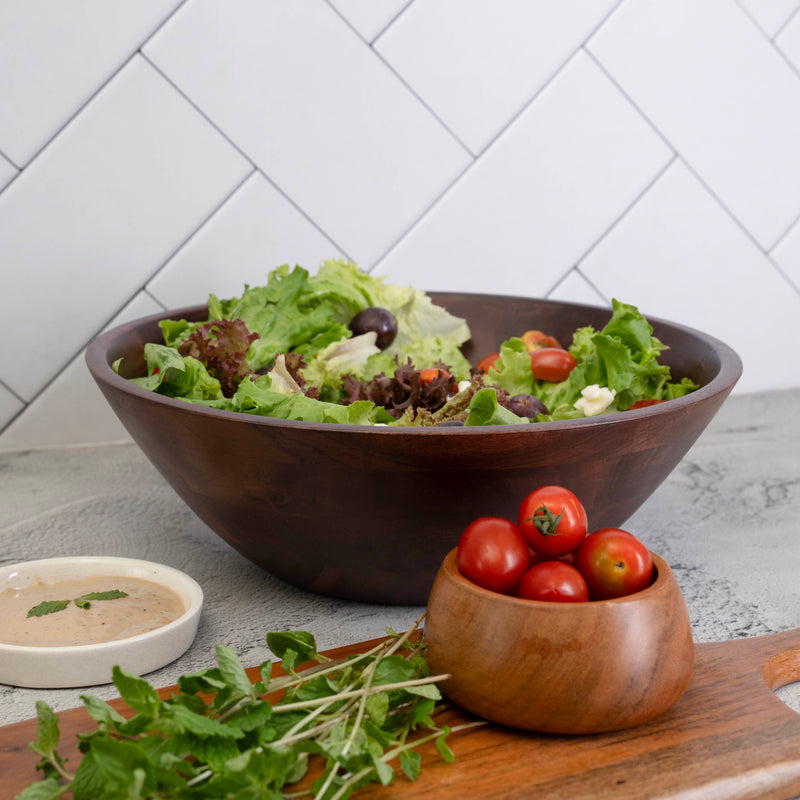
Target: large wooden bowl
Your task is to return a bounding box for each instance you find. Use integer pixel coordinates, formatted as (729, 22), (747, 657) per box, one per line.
(424, 549), (695, 733)
(85, 294), (741, 605)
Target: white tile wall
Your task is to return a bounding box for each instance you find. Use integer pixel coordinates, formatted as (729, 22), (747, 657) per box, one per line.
(2, 0), (800, 450)
(0, 153), (16, 191)
(0, 0), (183, 166)
(588, 0), (800, 250)
(374, 0), (620, 154)
(330, 0), (413, 41)
(375, 51), (673, 294)
(142, 0), (471, 267)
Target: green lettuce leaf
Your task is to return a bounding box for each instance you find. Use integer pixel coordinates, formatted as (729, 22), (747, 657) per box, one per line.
(464, 388), (528, 426)
(485, 299), (698, 420)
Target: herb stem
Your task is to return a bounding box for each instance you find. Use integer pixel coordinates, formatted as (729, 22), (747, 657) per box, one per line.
(272, 674), (450, 714)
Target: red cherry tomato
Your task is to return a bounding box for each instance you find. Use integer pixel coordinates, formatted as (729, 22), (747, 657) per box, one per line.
(419, 367), (451, 385)
(456, 517), (529, 595)
(517, 561), (589, 602)
(476, 352), (500, 373)
(520, 330), (562, 352)
(573, 528), (654, 600)
(529, 348), (576, 382)
(629, 399), (665, 410)
(517, 486), (588, 558)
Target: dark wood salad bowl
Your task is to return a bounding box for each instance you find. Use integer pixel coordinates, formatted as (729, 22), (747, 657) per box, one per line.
(85, 294), (742, 605)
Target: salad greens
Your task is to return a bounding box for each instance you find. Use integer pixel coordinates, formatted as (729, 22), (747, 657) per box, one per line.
(18, 617), (473, 800)
(486, 299), (698, 421)
(117, 260), (697, 427)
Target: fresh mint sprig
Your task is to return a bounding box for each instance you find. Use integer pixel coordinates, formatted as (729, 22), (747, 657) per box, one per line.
(17, 613), (479, 800)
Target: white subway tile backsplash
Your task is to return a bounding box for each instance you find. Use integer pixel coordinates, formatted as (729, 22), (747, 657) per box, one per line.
(0, 385), (24, 434)
(0, 56), (250, 401)
(548, 269), (608, 308)
(738, 0), (800, 38)
(329, 0), (413, 42)
(775, 7), (800, 66)
(375, 0), (619, 154)
(588, 0), (800, 250)
(0, 153), (17, 191)
(0, 0), (182, 167)
(147, 172), (344, 310)
(771, 219), (800, 290)
(579, 160), (800, 395)
(374, 52), (672, 298)
(143, 0), (470, 269)
(0, 292), (162, 451)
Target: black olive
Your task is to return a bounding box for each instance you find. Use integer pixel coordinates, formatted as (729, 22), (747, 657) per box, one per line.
(349, 307), (398, 350)
(508, 394), (549, 419)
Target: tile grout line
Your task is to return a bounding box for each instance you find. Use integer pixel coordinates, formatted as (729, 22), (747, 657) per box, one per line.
(369, 46), (593, 273)
(583, 46), (800, 297)
(139, 53), (358, 269)
(370, 0), (417, 45)
(0, 0), (189, 173)
(368, 3), (629, 274)
(547, 153), (679, 300)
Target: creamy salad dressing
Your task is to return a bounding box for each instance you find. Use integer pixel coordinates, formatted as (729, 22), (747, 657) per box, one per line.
(0, 575), (185, 646)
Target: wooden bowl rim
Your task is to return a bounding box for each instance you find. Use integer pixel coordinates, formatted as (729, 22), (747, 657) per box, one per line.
(435, 548), (674, 608)
(85, 294), (742, 436)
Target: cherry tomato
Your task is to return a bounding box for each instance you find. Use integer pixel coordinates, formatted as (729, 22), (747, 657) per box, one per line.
(517, 561), (589, 603)
(529, 348), (576, 382)
(520, 330), (562, 351)
(476, 352), (500, 373)
(573, 528), (654, 600)
(456, 517), (529, 595)
(419, 367), (451, 385)
(517, 486), (588, 558)
(629, 399), (665, 410)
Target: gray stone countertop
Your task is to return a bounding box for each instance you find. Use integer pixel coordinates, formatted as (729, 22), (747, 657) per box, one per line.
(1, 389), (799, 732)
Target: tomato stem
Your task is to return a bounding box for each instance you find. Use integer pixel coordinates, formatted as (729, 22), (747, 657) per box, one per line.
(524, 504), (564, 537)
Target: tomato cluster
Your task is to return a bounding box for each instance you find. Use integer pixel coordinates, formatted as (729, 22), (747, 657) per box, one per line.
(456, 486), (654, 603)
(476, 329), (577, 384)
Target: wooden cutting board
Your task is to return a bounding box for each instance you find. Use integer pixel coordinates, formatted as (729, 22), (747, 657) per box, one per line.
(2, 627), (800, 799)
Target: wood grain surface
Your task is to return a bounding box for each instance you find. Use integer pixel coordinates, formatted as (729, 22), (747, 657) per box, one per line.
(3, 627), (800, 799)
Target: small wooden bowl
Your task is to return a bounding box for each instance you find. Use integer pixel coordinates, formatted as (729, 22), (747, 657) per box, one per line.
(423, 549), (694, 734)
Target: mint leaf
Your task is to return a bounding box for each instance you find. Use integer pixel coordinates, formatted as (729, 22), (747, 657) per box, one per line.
(371, 655), (416, 685)
(29, 701), (60, 759)
(435, 728), (455, 763)
(27, 600), (69, 618)
(80, 695), (128, 728)
(13, 777), (65, 799)
(112, 666), (161, 718)
(403, 683), (442, 700)
(215, 645), (254, 697)
(74, 590), (128, 610)
(400, 749), (421, 781)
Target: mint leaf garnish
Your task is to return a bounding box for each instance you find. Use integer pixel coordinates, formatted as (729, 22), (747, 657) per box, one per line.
(26, 589), (128, 617)
(74, 590), (128, 610)
(27, 600), (69, 618)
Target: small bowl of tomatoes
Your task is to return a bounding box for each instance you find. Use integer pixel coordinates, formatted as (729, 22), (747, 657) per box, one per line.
(423, 487), (695, 734)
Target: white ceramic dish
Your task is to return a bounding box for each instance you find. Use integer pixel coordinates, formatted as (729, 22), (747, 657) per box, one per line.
(0, 556), (204, 688)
